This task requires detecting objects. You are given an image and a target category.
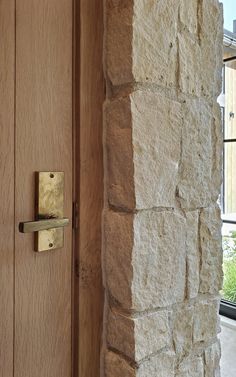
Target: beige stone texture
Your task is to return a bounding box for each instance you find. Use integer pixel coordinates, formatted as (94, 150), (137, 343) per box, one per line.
(204, 340), (221, 377)
(104, 210), (133, 309)
(193, 300), (219, 343)
(105, 91), (182, 210)
(176, 356), (204, 377)
(173, 306), (194, 357)
(137, 351), (175, 377)
(107, 308), (170, 361)
(105, 0), (133, 86)
(104, 210), (187, 311)
(105, 350), (135, 377)
(186, 211), (200, 298)
(131, 91), (182, 209)
(179, 0), (198, 35)
(199, 206), (223, 295)
(105, 96), (135, 210)
(178, 1), (223, 98)
(177, 99), (216, 209)
(132, 0), (178, 87)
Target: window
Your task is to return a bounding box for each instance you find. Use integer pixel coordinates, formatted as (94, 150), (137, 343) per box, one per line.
(220, 57), (236, 319)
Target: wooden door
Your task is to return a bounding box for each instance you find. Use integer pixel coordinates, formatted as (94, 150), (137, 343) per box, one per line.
(0, 1), (104, 376)
(1, 1), (73, 376)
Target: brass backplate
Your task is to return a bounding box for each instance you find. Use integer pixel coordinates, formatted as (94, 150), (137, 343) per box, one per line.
(35, 172), (64, 252)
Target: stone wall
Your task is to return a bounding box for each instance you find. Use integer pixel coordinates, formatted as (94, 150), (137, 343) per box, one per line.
(103, 1), (223, 376)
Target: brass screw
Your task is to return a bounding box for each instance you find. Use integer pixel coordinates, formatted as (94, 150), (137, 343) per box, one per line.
(49, 243), (53, 248)
(50, 173), (54, 178)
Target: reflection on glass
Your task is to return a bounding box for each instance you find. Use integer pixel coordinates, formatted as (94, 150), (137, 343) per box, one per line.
(224, 142), (236, 221)
(225, 61), (236, 140)
(222, 0), (236, 32)
(222, 223), (236, 304)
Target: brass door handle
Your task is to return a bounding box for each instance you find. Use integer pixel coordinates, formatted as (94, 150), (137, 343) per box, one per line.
(19, 218), (69, 233)
(19, 171), (69, 252)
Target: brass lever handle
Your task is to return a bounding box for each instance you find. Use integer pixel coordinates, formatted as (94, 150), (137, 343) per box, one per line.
(19, 218), (69, 233)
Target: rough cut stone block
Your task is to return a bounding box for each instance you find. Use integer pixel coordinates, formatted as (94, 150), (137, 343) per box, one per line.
(105, 96), (135, 210)
(105, 91), (182, 210)
(105, 0), (133, 86)
(107, 308), (170, 361)
(173, 306), (193, 357)
(104, 211), (133, 309)
(177, 99), (214, 209)
(176, 356), (204, 377)
(199, 206), (223, 294)
(105, 350), (135, 377)
(186, 211), (199, 298)
(104, 209), (186, 311)
(105, 0), (179, 86)
(179, 0), (198, 35)
(138, 351), (175, 377)
(204, 341), (221, 377)
(200, 0), (223, 98)
(132, 0), (178, 87)
(105, 350), (175, 377)
(193, 300), (219, 343)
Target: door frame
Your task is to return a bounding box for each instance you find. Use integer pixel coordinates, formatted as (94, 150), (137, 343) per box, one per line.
(73, 1), (104, 376)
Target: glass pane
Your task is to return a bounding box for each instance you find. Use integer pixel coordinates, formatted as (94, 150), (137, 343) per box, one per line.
(223, 142), (236, 221)
(222, 223), (236, 304)
(225, 60), (236, 140)
(222, 0), (236, 33)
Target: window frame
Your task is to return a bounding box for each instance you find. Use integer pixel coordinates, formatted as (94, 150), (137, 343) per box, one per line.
(220, 56), (236, 320)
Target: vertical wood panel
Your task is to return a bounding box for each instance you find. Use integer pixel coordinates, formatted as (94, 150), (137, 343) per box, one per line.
(0, 1), (15, 376)
(74, 1), (104, 376)
(15, 1), (73, 376)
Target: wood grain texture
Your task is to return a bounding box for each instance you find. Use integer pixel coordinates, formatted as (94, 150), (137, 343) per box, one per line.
(74, 1), (104, 376)
(0, 1), (15, 376)
(15, 1), (73, 376)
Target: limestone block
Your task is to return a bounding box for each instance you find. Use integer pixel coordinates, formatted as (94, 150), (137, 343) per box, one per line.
(107, 308), (170, 361)
(186, 211), (200, 298)
(132, 210), (186, 310)
(105, 91), (182, 210)
(193, 300), (219, 343)
(104, 350), (175, 377)
(178, 0), (223, 99)
(176, 356), (204, 377)
(200, 0), (223, 98)
(105, 96), (135, 210)
(204, 340), (221, 377)
(105, 0), (133, 85)
(132, 0), (178, 87)
(211, 104), (223, 203)
(104, 209), (186, 311)
(177, 99), (213, 209)
(104, 210), (133, 309)
(199, 206), (223, 294)
(132, 91), (182, 209)
(138, 351), (175, 377)
(105, 350), (135, 377)
(172, 306), (194, 357)
(179, 0), (198, 34)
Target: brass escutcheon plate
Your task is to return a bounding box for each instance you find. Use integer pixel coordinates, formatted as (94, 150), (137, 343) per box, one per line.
(35, 172), (65, 252)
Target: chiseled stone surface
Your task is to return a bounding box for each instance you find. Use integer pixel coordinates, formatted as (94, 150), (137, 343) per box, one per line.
(193, 300), (219, 343)
(104, 210), (186, 311)
(185, 211), (200, 298)
(176, 356), (204, 377)
(132, 210), (186, 310)
(131, 91), (182, 209)
(199, 206), (223, 295)
(103, 0), (223, 376)
(177, 99), (213, 209)
(172, 306), (194, 357)
(107, 308), (170, 361)
(132, 0), (178, 87)
(105, 91), (182, 210)
(204, 340), (221, 377)
(105, 350), (135, 377)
